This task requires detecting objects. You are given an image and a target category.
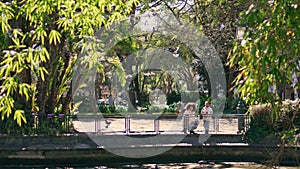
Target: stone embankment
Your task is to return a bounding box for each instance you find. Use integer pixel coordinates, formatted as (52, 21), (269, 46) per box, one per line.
(0, 134), (299, 166)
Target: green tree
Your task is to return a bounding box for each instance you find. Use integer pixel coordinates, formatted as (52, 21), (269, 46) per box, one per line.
(0, 0), (140, 126)
(228, 0), (299, 106)
(105, 33), (208, 108)
(102, 0), (244, 110)
(144, 0), (252, 111)
(228, 1), (299, 165)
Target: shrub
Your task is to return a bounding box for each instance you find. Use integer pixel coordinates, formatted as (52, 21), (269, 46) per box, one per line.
(99, 105), (110, 113)
(98, 105), (120, 114)
(108, 105), (117, 113)
(166, 91), (181, 105)
(163, 102), (178, 113)
(246, 103), (275, 142)
(277, 99), (300, 130)
(116, 105), (128, 113)
(0, 113), (70, 135)
(147, 105), (167, 113)
(245, 99), (300, 142)
(148, 105), (161, 113)
(0, 116), (35, 135)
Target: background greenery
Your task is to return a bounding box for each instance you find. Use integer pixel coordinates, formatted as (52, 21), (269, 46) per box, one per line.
(0, 0), (299, 151)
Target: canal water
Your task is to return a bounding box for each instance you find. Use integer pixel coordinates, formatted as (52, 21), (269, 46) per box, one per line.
(1, 162), (299, 169)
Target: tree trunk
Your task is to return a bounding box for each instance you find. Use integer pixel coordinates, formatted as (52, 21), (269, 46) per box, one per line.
(37, 66), (49, 118)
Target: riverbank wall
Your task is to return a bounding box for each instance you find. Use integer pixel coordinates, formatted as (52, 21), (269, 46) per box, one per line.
(0, 134), (298, 166)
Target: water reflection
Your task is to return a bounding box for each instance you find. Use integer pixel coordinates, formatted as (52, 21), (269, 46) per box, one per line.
(2, 162), (298, 169)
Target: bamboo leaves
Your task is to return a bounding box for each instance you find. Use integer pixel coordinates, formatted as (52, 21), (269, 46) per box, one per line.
(0, 0), (142, 128)
(14, 110), (27, 125)
(49, 30), (61, 45)
(0, 2), (13, 33)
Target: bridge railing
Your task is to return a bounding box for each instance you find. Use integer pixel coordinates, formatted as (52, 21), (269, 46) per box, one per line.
(74, 113), (250, 135)
(0, 113), (249, 135)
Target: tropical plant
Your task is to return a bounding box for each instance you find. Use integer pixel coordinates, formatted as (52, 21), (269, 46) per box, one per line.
(0, 0), (141, 129)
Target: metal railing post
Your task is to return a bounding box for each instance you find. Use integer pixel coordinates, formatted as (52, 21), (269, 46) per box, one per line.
(183, 115), (188, 133)
(94, 113), (97, 133)
(237, 114), (245, 133)
(154, 119), (159, 134)
(97, 114), (101, 134)
(125, 116), (130, 135)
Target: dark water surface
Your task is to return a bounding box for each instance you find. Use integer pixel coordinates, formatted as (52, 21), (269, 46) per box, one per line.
(1, 162), (299, 169)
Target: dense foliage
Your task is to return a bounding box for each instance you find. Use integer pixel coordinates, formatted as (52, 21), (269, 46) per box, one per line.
(0, 0), (140, 130)
(246, 99), (300, 143)
(229, 0), (299, 106)
(0, 0), (299, 142)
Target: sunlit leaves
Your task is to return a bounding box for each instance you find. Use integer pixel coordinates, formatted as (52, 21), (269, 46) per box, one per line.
(228, 0), (299, 106)
(0, 76), (30, 126)
(14, 110), (27, 126)
(49, 30), (61, 45)
(37, 67), (48, 81)
(0, 2), (14, 33)
(0, 97), (14, 119)
(109, 58), (126, 86)
(0, 0), (142, 126)
(2, 76), (18, 96)
(33, 26), (47, 45)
